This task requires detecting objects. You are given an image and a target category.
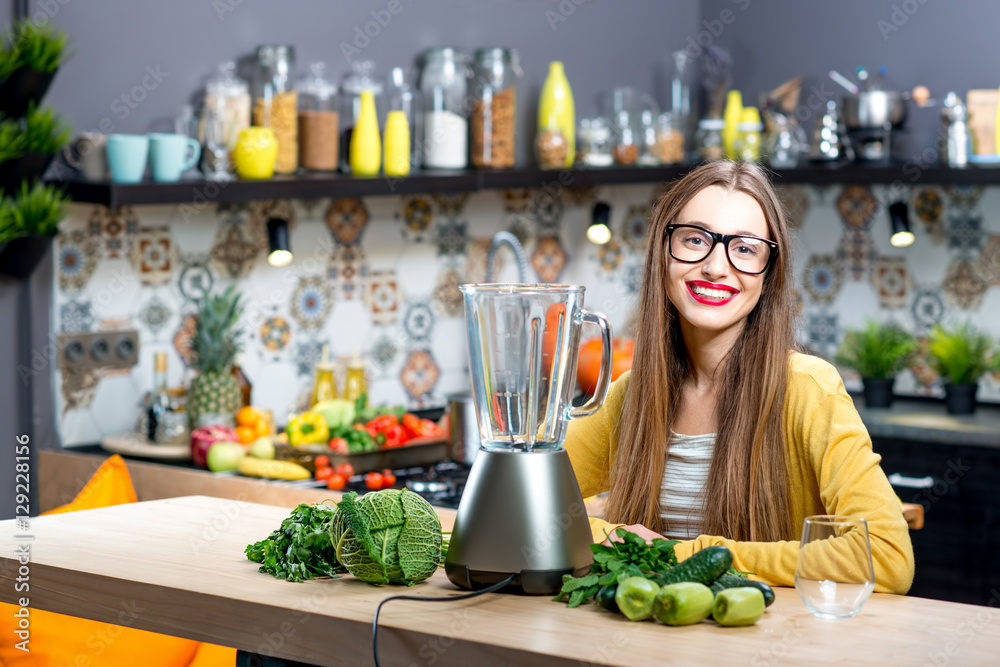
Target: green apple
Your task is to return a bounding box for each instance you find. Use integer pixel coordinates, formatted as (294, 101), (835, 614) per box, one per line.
(712, 587), (765, 626)
(206, 441), (245, 472)
(614, 576), (659, 621)
(248, 435), (275, 460)
(653, 582), (715, 626)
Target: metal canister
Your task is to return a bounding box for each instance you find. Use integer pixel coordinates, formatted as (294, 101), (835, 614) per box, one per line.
(446, 391), (481, 464)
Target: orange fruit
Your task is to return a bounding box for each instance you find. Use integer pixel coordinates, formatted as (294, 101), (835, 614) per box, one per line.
(255, 419), (272, 437)
(236, 425), (257, 445)
(237, 406), (263, 427)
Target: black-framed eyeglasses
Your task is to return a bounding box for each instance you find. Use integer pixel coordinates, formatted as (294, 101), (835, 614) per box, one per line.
(666, 224), (778, 275)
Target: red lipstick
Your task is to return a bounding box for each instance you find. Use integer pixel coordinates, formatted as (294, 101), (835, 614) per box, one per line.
(686, 280), (738, 306)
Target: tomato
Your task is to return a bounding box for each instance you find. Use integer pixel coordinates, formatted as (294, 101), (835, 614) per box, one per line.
(326, 473), (346, 491)
(328, 437), (348, 453)
(577, 336), (635, 396)
(365, 472), (384, 490)
(336, 463), (354, 478)
(314, 455), (330, 469)
(381, 469), (397, 487)
(315, 466), (334, 482)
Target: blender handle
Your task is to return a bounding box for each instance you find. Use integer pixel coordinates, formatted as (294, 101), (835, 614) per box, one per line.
(569, 309), (613, 419)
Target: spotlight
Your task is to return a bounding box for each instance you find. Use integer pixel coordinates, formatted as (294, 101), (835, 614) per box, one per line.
(888, 201), (914, 248)
(267, 216), (293, 267)
(588, 201), (612, 245)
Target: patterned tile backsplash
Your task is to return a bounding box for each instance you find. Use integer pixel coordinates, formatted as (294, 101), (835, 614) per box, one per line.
(53, 183), (1000, 446)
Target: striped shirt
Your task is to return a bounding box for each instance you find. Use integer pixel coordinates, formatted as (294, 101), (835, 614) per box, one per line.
(660, 431), (716, 539)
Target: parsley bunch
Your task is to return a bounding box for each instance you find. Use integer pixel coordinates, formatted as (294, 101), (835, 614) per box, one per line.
(554, 528), (679, 608)
(245, 503), (346, 582)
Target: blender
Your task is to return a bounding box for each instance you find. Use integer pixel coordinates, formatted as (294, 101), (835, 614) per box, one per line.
(445, 284), (613, 594)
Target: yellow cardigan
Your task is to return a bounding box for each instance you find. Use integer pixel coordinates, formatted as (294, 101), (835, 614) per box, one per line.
(564, 352), (915, 594)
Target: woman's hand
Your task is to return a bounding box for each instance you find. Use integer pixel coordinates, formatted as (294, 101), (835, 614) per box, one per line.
(601, 523), (666, 547)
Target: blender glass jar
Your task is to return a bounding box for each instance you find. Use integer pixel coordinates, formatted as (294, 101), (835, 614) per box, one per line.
(252, 45), (297, 174)
(418, 47), (471, 169)
(470, 48), (521, 169)
(297, 62), (339, 172)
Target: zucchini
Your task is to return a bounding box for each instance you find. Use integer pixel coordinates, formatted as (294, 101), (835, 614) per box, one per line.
(711, 574), (775, 607)
(654, 546), (733, 587)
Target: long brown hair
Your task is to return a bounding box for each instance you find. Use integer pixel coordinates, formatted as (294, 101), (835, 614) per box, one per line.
(606, 160), (796, 542)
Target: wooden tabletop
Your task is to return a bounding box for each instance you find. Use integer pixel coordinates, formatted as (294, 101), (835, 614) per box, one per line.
(1, 496), (996, 666)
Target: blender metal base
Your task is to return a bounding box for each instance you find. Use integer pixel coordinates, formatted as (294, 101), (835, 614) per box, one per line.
(444, 448), (594, 595)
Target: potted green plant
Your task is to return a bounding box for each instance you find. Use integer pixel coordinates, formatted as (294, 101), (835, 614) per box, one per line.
(927, 322), (996, 415)
(21, 103), (71, 180)
(835, 320), (917, 408)
(0, 19), (70, 118)
(0, 117), (27, 193)
(0, 181), (68, 279)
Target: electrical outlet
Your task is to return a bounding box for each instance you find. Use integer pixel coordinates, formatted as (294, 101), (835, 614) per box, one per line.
(58, 330), (140, 371)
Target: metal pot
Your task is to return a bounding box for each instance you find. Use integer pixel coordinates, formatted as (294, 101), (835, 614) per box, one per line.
(842, 91), (907, 130)
(446, 391), (481, 464)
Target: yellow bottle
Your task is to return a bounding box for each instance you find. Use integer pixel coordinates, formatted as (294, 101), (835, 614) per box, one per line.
(735, 107), (763, 161)
(383, 110), (411, 177)
(343, 348), (367, 407)
(723, 90), (743, 159)
(538, 62), (575, 167)
(309, 345), (338, 406)
(350, 90), (381, 176)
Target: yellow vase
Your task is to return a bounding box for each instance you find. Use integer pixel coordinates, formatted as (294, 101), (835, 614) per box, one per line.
(723, 90), (743, 159)
(538, 61), (575, 167)
(232, 127), (278, 180)
(350, 91), (382, 177)
(383, 110), (411, 177)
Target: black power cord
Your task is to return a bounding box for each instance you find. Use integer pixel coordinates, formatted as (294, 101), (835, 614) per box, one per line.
(372, 573), (517, 667)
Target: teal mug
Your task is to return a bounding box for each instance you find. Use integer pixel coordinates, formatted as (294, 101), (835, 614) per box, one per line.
(149, 133), (201, 182)
(106, 134), (150, 183)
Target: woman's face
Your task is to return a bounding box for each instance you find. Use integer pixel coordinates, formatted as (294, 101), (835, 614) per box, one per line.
(664, 185), (772, 338)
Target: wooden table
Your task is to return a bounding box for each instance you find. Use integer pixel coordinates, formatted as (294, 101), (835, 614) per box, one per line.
(2, 496), (997, 666)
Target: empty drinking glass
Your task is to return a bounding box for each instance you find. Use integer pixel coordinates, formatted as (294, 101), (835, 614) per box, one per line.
(795, 515), (875, 618)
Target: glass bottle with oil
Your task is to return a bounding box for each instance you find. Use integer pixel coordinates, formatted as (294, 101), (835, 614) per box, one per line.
(309, 345), (338, 407)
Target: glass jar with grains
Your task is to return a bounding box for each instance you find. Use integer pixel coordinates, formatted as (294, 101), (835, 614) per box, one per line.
(202, 61), (250, 171)
(536, 123), (568, 169)
(470, 48), (521, 169)
(298, 62), (339, 171)
(695, 118), (726, 162)
(252, 45), (298, 174)
(655, 112), (685, 164)
(339, 60), (384, 173)
(577, 117), (614, 167)
(418, 47), (471, 169)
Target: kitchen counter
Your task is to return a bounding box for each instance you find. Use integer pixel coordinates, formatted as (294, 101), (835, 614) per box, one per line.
(853, 395), (1000, 449)
(2, 495), (997, 666)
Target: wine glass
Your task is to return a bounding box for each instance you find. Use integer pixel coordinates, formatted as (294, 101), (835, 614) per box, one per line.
(794, 515), (875, 618)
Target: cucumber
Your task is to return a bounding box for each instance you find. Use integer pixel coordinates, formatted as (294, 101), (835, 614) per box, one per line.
(711, 574), (775, 607)
(653, 582), (715, 626)
(595, 585), (619, 613)
(654, 546), (733, 587)
(712, 587), (765, 626)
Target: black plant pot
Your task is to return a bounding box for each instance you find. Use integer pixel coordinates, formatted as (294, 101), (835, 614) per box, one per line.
(0, 234), (54, 280)
(862, 377), (895, 408)
(0, 157), (23, 195)
(0, 67), (57, 118)
(944, 383), (978, 415)
(0, 152), (54, 194)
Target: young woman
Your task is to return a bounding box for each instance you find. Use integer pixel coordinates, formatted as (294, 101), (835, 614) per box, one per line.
(565, 160), (914, 594)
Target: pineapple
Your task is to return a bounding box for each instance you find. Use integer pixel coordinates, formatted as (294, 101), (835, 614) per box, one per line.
(187, 286), (244, 427)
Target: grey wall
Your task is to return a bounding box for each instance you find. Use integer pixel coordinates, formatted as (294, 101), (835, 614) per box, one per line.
(700, 0), (1000, 159)
(44, 0), (700, 165)
(0, 1), (701, 519)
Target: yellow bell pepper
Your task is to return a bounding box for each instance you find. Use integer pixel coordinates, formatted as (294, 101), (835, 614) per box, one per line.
(286, 411), (329, 447)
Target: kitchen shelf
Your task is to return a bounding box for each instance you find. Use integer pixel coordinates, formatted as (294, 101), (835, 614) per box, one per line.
(50, 162), (1000, 208)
